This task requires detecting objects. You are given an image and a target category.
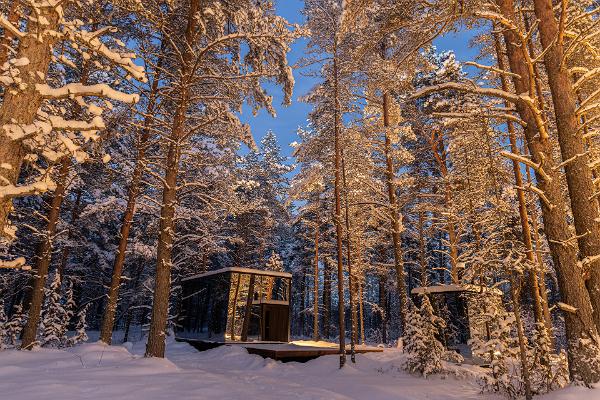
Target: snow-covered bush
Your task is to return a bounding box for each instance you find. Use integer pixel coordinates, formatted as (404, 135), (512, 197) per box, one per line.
(41, 273), (68, 347)
(403, 295), (446, 377)
(68, 304), (89, 346)
(5, 303), (25, 347)
(469, 294), (524, 398)
(529, 321), (569, 394)
(0, 299), (6, 349)
(442, 349), (464, 364)
(265, 251), (284, 272)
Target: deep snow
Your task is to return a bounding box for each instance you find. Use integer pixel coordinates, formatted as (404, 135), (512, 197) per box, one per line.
(0, 336), (598, 400)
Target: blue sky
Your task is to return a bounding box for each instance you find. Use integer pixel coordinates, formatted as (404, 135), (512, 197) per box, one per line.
(242, 1), (481, 162)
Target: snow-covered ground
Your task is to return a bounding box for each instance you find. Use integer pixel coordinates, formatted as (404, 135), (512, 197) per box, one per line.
(0, 336), (597, 400)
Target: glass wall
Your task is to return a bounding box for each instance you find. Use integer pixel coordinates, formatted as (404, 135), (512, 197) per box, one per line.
(177, 271), (290, 343)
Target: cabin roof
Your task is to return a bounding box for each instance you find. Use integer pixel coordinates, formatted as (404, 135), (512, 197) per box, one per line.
(411, 284), (502, 295)
(181, 267), (292, 282)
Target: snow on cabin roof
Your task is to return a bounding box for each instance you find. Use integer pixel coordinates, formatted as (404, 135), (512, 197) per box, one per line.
(181, 267), (292, 282)
(411, 284), (501, 295)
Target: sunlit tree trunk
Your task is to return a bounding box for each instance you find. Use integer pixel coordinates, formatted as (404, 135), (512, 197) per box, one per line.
(323, 257), (332, 339)
(510, 274), (533, 400)
(332, 38), (347, 368)
(145, 0), (199, 358)
(101, 56), (162, 344)
(532, 0), (600, 333)
(21, 157), (70, 349)
(0, 4), (62, 238)
(496, 0), (600, 383)
(382, 91), (408, 329)
(0, 0), (20, 67)
(492, 33), (545, 327)
(312, 198), (320, 341)
(341, 152), (357, 361)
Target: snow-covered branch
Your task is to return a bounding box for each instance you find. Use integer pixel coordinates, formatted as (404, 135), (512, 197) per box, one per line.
(36, 83), (140, 103)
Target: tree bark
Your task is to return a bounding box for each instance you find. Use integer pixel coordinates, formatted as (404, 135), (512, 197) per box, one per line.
(492, 32), (545, 327)
(20, 157), (70, 349)
(323, 257), (332, 339)
(510, 274), (533, 400)
(418, 211), (427, 285)
(332, 38), (347, 368)
(496, 0), (600, 383)
(382, 91), (408, 330)
(0, 4), (62, 238)
(0, 0), (20, 67)
(313, 201), (320, 342)
(532, 0), (600, 333)
(145, 0), (200, 358)
(56, 189), (82, 278)
(341, 152), (357, 362)
(100, 55), (162, 344)
(379, 271), (387, 344)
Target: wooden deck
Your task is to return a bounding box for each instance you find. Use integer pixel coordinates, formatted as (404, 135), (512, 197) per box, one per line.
(243, 343), (383, 362)
(177, 338), (383, 362)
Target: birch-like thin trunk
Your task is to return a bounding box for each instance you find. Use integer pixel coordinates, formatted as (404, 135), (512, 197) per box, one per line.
(332, 39), (347, 368)
(382, 91), (408, 329)
(510, 274), (533, 400)
(379, 272), (387, 344)
(341, 152), (357, 362)
(418, 211), (427, 285)
(323, 258), (331, 339)
(313, 200), (320, 341)
(21, 157), (70, 349)
(56, 189), (82, 278)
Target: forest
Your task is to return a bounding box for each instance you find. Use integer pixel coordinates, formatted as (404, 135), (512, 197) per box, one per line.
(1, 0), (600, 399)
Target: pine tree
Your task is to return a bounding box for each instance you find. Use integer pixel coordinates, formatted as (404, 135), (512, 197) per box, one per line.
(41, 273), (67, 347)
(5, 304), (24, 347)
(0, 299), (7, 349)
(530, 322), (569, 394)
(61, 280), (76, 343)
(68, 304), (89, 346)
(469, 293), (524, 398)
(403, 296), (445, 377)
(265, 252), (284, 272)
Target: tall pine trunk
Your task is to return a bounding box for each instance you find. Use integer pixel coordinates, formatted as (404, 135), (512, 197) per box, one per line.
(532, 0), (600, 333)
(341, 152), (357, 361)
(382, 91), (408, 329)
(496, 0), (600, 383)
(313, 201), (320, 341)
(145, 0), (199, 358)
(0, 4), (61, 238)
(322, 258), (331, 338)
(493, 32), (545, 327)
(21, 157), (70, 349)
(332, 39), (347, 368)
(56, 189), (82, 278)
(100, 59), (162, 344)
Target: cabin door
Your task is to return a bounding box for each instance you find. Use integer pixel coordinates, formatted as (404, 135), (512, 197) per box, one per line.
(261, 304), (289, 342)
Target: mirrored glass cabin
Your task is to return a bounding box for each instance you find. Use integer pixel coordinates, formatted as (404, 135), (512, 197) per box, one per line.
(411, 284), (504, 361)
(176, 267), (292, 345)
